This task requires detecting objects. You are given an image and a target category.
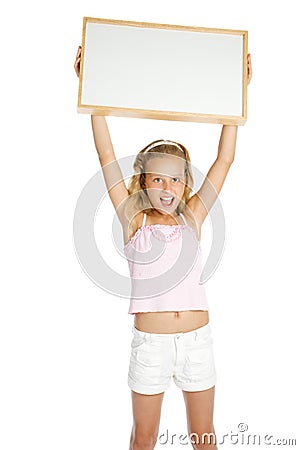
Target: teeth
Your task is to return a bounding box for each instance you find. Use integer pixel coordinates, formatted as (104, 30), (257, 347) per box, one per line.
(160, 196), (173, 205)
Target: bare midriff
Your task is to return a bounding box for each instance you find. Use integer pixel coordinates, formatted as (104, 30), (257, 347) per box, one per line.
(134, 310), (209, 334)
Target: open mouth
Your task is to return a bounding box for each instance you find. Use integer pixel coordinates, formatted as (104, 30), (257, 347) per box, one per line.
(160, 196), (174, 207)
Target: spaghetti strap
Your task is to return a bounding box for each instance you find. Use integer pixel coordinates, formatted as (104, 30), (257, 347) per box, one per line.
(142, 213), (147, 227)
(179, 212), (187, 226)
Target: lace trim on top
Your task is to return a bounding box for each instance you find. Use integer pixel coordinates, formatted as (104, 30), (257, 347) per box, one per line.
(123, 224), (197, 249)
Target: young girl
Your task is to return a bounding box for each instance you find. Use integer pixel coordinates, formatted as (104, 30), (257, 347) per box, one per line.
(75, 47), (252, 450)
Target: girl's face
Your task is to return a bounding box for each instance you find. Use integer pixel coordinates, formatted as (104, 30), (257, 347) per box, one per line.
(144, 155), (186, 215)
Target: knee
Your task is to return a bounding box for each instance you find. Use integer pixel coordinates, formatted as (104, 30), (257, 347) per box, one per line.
(130, 428), (158, 450)
(189, 428), (217, 450)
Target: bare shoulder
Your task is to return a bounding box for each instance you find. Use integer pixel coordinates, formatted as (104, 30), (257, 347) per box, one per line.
(122, 210), (144, 244)
(183, 205), (202, 241)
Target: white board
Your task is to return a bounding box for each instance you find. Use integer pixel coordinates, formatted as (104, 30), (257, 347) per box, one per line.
(78, 18), (248, 125)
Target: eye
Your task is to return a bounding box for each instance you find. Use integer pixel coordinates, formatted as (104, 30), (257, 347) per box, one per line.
(173, 177), (180, 182)
(153, 178), (162, 182)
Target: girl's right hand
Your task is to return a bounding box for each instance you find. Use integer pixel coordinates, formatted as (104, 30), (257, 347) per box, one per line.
(74, 46), (82, 77)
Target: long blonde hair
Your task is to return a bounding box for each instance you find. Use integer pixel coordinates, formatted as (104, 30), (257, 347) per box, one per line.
(125, 140), (194, 222)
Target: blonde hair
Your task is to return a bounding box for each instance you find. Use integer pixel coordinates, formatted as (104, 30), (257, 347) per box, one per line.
(125, 139), (194, 223)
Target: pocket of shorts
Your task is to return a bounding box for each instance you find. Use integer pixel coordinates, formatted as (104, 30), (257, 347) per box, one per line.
(135, 341), (163, 367)
(184, 338), (215, 380)
(196, 332), (213, 346)
(130, 340), (165, 384)
(131, 334), (147, 350)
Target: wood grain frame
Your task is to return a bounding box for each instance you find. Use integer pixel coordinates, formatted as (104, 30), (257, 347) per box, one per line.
(77, 17), (248, 125)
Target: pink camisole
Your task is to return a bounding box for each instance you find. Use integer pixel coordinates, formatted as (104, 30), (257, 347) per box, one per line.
(123, 212), (209, 314)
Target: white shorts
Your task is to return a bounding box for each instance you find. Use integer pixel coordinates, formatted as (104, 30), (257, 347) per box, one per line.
(128, 323), (216, 395)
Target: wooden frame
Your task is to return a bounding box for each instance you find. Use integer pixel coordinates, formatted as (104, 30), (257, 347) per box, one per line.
(78, 17), (248, 125)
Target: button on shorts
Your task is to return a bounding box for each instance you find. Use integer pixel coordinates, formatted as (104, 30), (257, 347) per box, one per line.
(128, 322), (216, 395)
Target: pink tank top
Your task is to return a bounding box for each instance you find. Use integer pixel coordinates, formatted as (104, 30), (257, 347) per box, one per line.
(124, 212), (209, 314)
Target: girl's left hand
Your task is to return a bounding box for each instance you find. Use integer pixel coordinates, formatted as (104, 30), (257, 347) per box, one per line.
(247, 54), (252, 85)
(74, 46), (82, 78)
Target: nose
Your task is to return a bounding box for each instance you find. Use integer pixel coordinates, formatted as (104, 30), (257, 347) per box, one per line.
(162, 178), (172, 190)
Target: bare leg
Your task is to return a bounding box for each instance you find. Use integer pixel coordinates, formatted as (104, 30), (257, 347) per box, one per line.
(182, 387), (217, 450)
(129, 390), (165, 450)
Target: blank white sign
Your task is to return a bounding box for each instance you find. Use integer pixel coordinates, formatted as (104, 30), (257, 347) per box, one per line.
(78, 18), (248, 124)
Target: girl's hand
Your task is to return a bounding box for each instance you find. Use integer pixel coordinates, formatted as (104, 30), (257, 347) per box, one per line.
(247, 53), (252, 85)
(74, 46), (82, 77)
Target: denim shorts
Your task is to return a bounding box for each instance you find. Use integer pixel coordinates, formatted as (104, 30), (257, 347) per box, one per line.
(128, 323), (216, 395)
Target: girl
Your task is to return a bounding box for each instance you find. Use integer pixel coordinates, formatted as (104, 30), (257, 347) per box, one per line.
(74, 47), (252, 450)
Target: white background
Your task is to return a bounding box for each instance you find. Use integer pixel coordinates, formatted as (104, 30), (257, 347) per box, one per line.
(1, 0), (299, 449)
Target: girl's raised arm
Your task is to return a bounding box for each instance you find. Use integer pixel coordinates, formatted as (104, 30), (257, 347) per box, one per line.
(74, 46), (130, 223)
(186, 54), (252, 226)
(187, 125), (237, 226)
(91, 115), (130, 222)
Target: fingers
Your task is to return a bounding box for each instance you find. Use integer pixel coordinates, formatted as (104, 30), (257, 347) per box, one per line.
(76, 46), (82, 58)
(247, 53), (252, 85)
(74, 45), (82, 77)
